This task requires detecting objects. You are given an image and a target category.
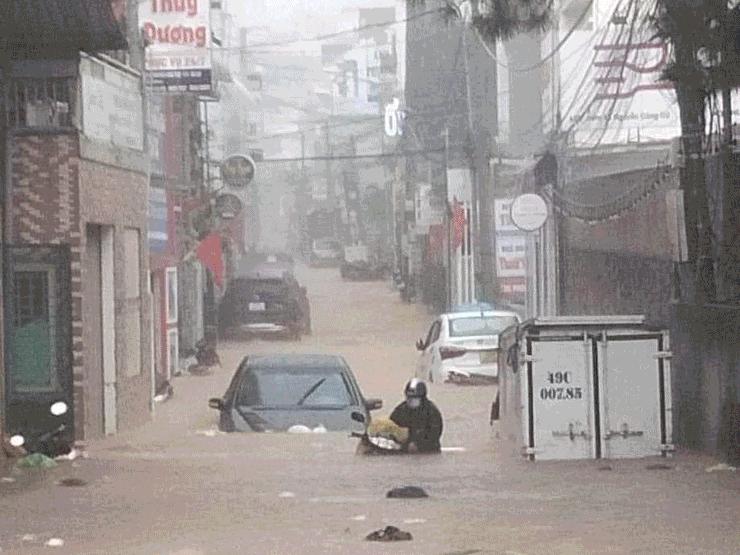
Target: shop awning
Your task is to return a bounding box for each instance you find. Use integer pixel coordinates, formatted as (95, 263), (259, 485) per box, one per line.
(0, 0), (127, 57)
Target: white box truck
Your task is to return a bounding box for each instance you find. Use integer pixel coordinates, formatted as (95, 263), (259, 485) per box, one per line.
(497, 316), (673, 461)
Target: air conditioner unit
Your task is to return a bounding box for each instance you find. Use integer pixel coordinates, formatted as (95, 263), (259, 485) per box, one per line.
(669, 137), (685, 168)
(25, 100), (68, 127)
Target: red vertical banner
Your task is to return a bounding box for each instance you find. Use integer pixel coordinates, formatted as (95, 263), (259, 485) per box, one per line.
(451, 197), (467, 249)
(196, 233), (224, 288)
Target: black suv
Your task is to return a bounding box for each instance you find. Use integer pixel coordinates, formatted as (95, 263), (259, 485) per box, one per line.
(218, 270), (311, 340)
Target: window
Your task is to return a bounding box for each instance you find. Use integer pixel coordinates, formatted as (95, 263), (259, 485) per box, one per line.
(425, 320), (441, 347)
(246, 74), (263, 91)
(449, 316), (519, 338)
(165, 268), (178, 324)
(11, 268), (58, 392)
(5, 77), (76, 129)
(562, 0), (594, 31)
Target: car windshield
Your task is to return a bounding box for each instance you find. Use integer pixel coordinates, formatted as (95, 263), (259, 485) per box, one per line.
(236, 369), (353, 408)
(448, 315), (518, 337)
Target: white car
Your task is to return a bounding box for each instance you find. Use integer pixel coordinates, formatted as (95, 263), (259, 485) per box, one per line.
(415, 308), (520, 383)
(309, 238), (342, 267)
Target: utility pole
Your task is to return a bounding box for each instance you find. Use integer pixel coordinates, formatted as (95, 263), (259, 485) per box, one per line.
(444, 126), (452, 311)
(324, 121), (334, 237)
(0, 53), (8, 443)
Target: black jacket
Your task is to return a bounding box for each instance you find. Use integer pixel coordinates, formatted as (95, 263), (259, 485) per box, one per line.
(389, 399), (443, 453)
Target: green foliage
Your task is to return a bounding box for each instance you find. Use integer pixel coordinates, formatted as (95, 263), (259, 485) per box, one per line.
(409, 0), (553, 41)
(472, 0), (552, 42)
(652, 1), (739, 89)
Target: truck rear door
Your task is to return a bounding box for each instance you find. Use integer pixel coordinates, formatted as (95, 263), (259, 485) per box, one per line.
(527, 336), (595, 460)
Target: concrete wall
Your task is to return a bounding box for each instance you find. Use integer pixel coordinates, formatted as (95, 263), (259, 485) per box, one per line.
(79, 157), (152, 433)
(671, 304), (740, 464)
(559, 166), (679, 326)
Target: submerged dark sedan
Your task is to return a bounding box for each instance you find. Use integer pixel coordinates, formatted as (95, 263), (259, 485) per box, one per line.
(209, 354), (382, 433)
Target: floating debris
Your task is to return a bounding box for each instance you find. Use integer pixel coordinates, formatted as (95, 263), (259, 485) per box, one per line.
(366, 526), (412, 542)
(386, 486), (428, 499)
(350, 515), (367, 521)
(705, 463), (736, 473)
(278, 491), (296, 498)
(45, 538), (64, 547)
(645, 463), (673, 470)
(56, 477), (88, 487)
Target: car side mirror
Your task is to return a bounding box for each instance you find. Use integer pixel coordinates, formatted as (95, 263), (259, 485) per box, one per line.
(351, 411), (366, 423)
(209, 398), (224, 411)
(364, 398), (383, 411)
(416, 339), (425, 351)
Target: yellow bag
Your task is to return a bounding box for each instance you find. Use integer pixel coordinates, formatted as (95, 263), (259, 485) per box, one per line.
(366, 417), (409, 444)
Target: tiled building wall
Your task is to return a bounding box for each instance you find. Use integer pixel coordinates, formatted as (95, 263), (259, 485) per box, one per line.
(79, 159), (152, 432)
(10, 133), (86, 435)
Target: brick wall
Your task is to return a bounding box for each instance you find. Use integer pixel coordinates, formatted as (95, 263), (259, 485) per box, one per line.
(10, 133), (86, 435)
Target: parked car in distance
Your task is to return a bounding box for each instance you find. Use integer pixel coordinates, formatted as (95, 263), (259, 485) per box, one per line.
(218, 271), (311, 340)
(339, 244), (387, 280)
(237, 251), (295, 277)
(209, 354), (383, 432)
(415, 304), (520, 383)
(309, 238), (342, 267)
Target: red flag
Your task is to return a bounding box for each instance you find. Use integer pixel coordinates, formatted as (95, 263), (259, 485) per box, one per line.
(427, 224), (446, 260)
(451, 197), (466, 250)
(196, 233), (224, 288)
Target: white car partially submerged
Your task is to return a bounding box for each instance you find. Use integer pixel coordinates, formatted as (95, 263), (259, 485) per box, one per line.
(415, 305), (520, 383)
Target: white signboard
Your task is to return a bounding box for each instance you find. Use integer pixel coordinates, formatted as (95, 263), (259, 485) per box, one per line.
(494, 198), (527, 298)
(415, 183), (445, 234)
(511, 194), (548, 232)
(80, 56), (144, 151)
(446, 168), (472, 204)
(496, 235), (527, 278)
(139, 0), (212, 92)
(555, 0), (681, 146)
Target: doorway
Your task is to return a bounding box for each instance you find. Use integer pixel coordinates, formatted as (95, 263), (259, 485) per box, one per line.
(83, 225), (117, 438)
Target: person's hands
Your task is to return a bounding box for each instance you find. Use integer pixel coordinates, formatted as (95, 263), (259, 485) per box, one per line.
(407, 442), (419, 454)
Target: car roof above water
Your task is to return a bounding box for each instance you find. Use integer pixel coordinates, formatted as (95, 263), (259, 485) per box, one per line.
(443, 310), (520, 319)
(246, 354), (347, 372)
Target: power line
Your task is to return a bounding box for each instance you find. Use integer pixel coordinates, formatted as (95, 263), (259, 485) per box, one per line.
(258, 147), (446, 164)
(209, 7), (446, 51)
(514, 0), (595, 73)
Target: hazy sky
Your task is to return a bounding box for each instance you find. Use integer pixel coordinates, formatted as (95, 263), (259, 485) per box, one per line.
(231, 0), (398, 37)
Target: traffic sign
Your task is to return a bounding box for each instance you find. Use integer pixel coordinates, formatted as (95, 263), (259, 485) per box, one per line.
(510, 193), (548, 232)
(221, 154), (256, 189)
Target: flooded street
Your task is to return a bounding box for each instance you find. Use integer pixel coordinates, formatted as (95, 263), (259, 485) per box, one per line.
(1, 267), (739, 554)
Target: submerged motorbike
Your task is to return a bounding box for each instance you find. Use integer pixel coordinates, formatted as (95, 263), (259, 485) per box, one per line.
(8, 401), (71, 458)
(352, 417), (409, 455)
